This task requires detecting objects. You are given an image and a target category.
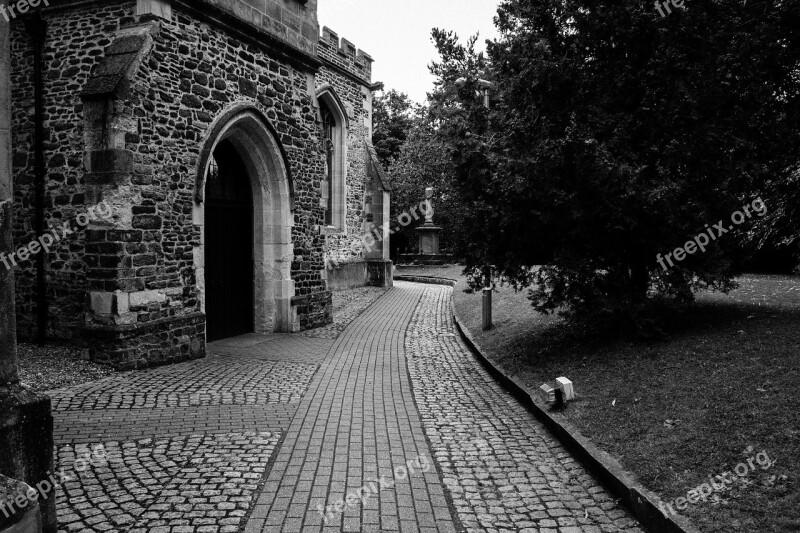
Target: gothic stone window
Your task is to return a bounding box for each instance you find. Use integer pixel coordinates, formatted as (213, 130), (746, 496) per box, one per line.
(321, 102), (336, 226)
(318, 90), (347, 232)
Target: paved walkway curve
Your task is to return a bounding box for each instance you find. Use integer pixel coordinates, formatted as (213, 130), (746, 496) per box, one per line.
(244, 282), (458, 533)
(406, 283), (644, 533)
(244, 281), (643, 533)
(50, 282), (644, 533)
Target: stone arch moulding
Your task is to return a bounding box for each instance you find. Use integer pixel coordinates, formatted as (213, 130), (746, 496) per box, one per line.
(194, 102), (299, 335)
(194, 102), (296, 206)
(316, 83), (348, 232)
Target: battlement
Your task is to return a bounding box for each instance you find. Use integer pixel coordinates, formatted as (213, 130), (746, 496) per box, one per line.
(318, 26), (373, 83)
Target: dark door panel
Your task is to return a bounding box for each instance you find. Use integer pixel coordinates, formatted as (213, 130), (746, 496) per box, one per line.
(205, 140), (254, 342)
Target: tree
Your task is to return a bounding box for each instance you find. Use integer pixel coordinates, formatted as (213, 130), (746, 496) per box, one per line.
(431, 0), (800, 328)
(752, 165), (800, 274)
(372, 90), (416, 168)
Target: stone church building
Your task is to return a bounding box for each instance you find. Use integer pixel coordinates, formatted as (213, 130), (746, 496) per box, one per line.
(8, 0), (392, 368)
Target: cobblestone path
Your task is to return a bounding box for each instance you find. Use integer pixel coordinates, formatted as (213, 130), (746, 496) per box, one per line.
(52, 282), (644, 533)
(406, 283), (644, 533)
(50, 335), (333, 532)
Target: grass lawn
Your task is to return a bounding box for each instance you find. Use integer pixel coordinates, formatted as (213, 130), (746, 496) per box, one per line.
(398, 265), (799, 533)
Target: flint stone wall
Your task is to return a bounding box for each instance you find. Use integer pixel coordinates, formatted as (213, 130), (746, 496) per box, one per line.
(9, 0), (384, 368)
(10, 2), (327, 366)
(316, 26), (390, 275)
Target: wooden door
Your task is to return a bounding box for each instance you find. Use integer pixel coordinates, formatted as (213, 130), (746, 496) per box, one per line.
(204, 140), (254, 342)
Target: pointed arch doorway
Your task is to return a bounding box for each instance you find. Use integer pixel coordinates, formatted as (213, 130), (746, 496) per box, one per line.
(195, 106), (298, 342)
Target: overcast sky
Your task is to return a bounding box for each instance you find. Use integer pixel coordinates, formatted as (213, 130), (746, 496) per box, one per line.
(318, 1), (501, 104)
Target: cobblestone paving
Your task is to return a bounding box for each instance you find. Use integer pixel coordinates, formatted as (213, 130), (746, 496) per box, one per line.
(52, 282), (645, 533)
(54, 405), (296, 446)
(49, 359), (317, 411)
(52, 334), (326, 533)
(55, 433), (279, 533)
(406, 283), (645, 533)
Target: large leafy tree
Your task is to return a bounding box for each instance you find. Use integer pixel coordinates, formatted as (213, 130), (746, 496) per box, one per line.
(432, 0), (800, 326)
(372, 90), (416, 168)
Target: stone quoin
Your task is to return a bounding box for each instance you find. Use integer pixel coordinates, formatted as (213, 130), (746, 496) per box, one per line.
(8, 0), (392, 369)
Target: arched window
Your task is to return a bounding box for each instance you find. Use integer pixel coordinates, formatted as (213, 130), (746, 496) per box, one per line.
(321, 102), (336, 226)
(317, 86), (348, 231)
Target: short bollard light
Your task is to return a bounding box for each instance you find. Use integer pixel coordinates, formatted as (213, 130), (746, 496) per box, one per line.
(539, 384), (555, 404)
(481, 288), (493, 330)
(540, 378), (576, 407)
(556, 377), (576, 401)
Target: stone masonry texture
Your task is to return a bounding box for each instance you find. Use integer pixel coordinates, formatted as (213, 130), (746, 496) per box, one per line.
(9, 0), (386, 368)
(1, 0), (16, 383)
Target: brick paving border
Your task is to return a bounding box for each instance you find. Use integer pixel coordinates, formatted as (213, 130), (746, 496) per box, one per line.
(243, 283), (460, 533)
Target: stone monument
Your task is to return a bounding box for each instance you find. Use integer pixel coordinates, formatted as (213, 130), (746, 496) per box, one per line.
(415, 187), (442, 256)
(399, 187), (452, 265)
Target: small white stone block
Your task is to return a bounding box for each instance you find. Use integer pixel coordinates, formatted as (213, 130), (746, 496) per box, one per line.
(129, 290), (166, 308)
(115, 291), (129, 314)
(539, 384), (555, 404)
(556, 377), (576, 401)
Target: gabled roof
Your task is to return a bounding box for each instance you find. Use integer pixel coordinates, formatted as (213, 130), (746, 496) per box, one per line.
(82, 24), (158, 100)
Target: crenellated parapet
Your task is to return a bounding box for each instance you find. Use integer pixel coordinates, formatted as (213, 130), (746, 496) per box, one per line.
(197, 0), (320, 57)
(318, 26), (373, 84)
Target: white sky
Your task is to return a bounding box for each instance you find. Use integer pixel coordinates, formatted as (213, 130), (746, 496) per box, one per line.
(318, 0), (501, 104)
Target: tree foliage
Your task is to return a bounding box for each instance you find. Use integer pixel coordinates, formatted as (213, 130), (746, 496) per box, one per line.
(752, 165), (800, 273)
(430, 0), (800, 327)
(373, 90), (463, 255)
(387, 117), (461, 253)
(372, 90), (416, 168)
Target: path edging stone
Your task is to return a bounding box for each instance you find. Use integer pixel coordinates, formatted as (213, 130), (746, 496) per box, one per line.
(396, 274), (701, 533)
(394, 275), (459, 285)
